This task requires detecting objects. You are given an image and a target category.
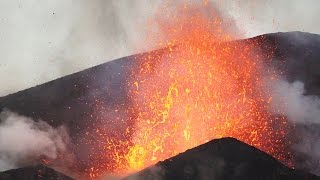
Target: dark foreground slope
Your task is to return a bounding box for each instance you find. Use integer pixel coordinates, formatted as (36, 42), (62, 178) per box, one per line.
(0, 32), (320, 176)
(0, 165), (73, 180)
(1, 138), (318, 180)
(125, 138), (320, 180)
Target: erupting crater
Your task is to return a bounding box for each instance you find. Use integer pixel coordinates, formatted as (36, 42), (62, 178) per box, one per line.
(90, 2), (293, 178)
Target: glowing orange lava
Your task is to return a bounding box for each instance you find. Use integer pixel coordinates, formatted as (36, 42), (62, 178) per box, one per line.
(88, 1), (292, 178)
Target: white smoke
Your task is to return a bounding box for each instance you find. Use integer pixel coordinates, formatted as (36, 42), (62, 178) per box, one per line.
(216, 0), (320, 37)
(1, 0), (320, 97)
(104, 165), (164, 180)
(269, 79), (320, 124)
(267, 79), (320, 174)
(0, 110), (69, 172)
(0, 0), (161, 97)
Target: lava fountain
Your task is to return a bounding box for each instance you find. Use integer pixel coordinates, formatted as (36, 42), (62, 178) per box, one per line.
(88, 1), (293, 178)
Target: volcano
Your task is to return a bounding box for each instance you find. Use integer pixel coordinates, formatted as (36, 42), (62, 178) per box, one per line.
(0, 32), (320, 179)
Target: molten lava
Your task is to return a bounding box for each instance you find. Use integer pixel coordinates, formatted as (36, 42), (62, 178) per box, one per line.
(87, 1), (292, 178)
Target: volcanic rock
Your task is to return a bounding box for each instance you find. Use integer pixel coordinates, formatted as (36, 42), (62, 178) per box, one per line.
(124, 137), (320, 180)
(0, 164), (73, 180)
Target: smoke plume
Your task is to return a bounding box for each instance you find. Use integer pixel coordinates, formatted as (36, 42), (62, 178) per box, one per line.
(268, 79), (320, 175)
(104, 165), (165, 180)
(0, 0), (161, 96)
(0, 110), (70, 172)
(216, 0), (320, 37)
(1, 0), (320, 97)
(269, 79), (320, 124)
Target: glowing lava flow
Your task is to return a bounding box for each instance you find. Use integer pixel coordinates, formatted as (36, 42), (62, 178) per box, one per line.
(123, 2), (292, 173)
(89, 2), (293, 178)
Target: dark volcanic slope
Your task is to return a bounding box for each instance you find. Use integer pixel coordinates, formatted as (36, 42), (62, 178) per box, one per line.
(0, 165), (73, 180)
(125, 138), (320, 180)
(255, 32), (320, 96)
(1, 32), (319, 128)
(0, 32), (320, 175)
(0, 55), (137, 128)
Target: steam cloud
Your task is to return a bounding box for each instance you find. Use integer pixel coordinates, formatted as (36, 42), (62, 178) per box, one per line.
(268, 79), (320, 175)
(0, 110), (70, 172)
(216, 0), (320, 37)
(270, 80), (320, 124)
(0, 0), (161, 96)
(104, 165), (165, 180)
(1, 0), (319, 96)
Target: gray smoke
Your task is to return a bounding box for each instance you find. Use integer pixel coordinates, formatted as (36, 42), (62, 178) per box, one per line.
(216, 0), (320, 37)
(0, 110), (70, 172)
(105, 165), (165, 180)
(1, 0), (320, 96)
(269, 79), (320, 124)
(268, 79), (320, 175)
(0, 0), (161, 96)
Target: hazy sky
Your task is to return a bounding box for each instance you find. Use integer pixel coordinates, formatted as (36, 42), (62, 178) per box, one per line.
(0, 0), (319, 96)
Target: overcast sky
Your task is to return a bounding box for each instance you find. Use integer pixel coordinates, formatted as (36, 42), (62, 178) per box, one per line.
(0, 0), (319, 96)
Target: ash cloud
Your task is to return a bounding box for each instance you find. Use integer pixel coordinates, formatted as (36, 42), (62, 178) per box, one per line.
(0, 0), (161, 96)
(1, 0), (320, 97)
(268, 79), (320, 175)
(0, 110), (70, 172)
(105, 165), (165, 180)
(269, 79), (320, 124)
(216, 0), (320, 37)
